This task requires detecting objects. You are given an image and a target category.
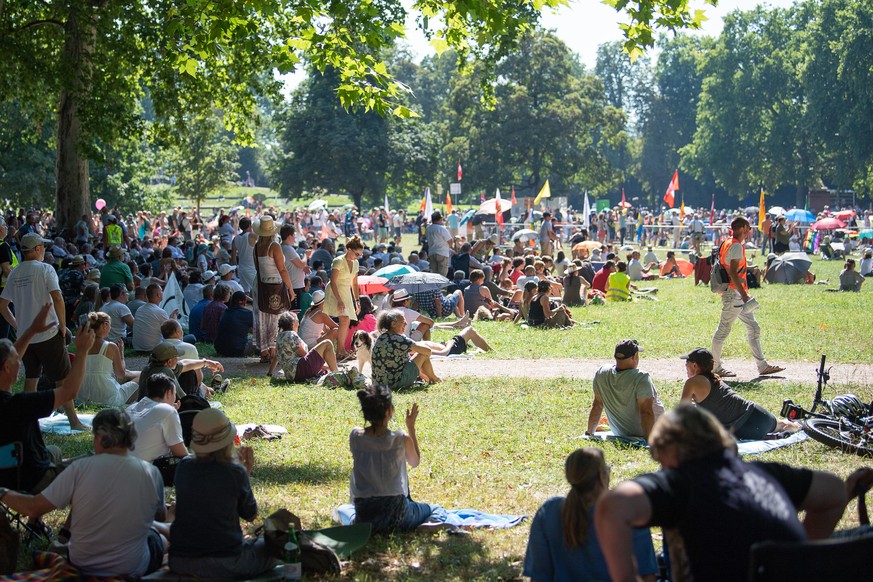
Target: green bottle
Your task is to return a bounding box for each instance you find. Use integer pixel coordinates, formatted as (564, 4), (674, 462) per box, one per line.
(282, 528), (302, 580)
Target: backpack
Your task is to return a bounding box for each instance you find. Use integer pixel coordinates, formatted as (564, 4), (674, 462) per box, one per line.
(710, 241), (730, 294)
(178, 393), (211, 446)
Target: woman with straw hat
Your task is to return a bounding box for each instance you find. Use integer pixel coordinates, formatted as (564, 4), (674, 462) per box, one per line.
(252, 215), (295, 363)
(169, 409), (273, 578)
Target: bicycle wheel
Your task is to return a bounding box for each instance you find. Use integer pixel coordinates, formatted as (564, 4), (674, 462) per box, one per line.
(803, 418), (873, 457)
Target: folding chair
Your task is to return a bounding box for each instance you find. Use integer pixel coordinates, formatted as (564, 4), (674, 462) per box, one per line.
(749, 533), (873, 581)
(0, 441), (50, 541)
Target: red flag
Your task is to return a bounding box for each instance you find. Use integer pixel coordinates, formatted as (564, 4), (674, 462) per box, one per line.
(480, 191), (486, 204)
(511, 186), (517, 206)
(710, 194), (716, 225)
(320, 221), (330, 241)
(495, 189), (504, 228)
(457, 161), (463, 182)
(663, 170), (679, 208)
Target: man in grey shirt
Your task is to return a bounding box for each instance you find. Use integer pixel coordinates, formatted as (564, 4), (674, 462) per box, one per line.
(586, 340), (664, 440)
(425, 211), (453, 277)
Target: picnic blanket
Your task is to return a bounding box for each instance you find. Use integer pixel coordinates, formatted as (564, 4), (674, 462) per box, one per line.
(334, 504), (525, 530)
(38, 413), (94, 435)
(585, 430), (809, 456)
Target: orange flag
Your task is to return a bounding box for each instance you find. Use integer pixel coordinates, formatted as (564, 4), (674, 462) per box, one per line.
(511, 186), (517, 206)
(446, 192), (453, 215)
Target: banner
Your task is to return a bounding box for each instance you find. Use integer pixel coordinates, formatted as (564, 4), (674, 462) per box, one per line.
(161, 272), (189, 331)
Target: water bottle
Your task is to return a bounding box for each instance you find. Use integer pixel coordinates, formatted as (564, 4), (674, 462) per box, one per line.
(282, 528), (302, 580)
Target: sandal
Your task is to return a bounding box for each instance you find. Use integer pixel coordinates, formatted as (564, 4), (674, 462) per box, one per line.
(715, 368), (737, 378)
(759, 365), (785, 376)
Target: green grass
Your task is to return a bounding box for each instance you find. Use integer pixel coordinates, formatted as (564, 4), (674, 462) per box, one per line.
(34, 372), (873, 580)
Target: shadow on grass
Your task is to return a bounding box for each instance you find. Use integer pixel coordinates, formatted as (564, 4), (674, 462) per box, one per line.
(255, 461), (348, 486)
(346, 528), (521, 580)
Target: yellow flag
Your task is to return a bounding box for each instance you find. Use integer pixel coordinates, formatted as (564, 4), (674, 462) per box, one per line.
(680, 201), (686, 219)
(758, 187), (766, 230)
(533, 179), (551, 205)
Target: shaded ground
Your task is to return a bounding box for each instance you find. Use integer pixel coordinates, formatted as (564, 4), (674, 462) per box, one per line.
(126, 355), (873, 387)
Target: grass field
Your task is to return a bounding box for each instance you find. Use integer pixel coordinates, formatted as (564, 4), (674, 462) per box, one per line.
(24, 236), (873, 579)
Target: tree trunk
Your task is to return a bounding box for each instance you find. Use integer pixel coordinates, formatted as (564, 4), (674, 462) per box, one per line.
(55, 5), (95, 234)
(350, 189), (363, 210)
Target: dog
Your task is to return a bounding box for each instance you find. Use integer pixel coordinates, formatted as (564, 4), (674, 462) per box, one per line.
(352, 330), (375, 375)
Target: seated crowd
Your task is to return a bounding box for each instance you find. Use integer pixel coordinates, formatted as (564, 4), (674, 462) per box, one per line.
(0, 205), (870, 579)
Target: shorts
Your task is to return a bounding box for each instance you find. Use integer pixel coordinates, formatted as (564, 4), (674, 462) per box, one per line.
(439, 293), (459, 314)
(731, 403), (777, 440)
(446, 335), (467, 356)
(294, 349), (326, 381)
(395, 360), (420, 389)
(23, 331), (70, 381)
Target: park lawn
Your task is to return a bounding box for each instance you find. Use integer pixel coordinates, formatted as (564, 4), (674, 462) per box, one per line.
(40, 373), (873, 580)
(427, 254), (873, 363)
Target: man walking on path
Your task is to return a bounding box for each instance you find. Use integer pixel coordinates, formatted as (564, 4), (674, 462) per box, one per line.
(711, 216), (784, 378)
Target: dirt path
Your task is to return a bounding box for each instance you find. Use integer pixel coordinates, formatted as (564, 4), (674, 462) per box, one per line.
(126, 355), (873, 386)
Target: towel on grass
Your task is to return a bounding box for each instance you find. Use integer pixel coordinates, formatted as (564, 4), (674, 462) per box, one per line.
(38, 412), (94, 435)
(334, 504), (525, 529)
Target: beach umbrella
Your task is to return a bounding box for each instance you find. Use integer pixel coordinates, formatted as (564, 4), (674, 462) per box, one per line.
(859, 229), (873, 238)
(387, 272), (451, 293)
(308, 199), (327, 211)
(769, 206), (786, 216)
(785, 208), (816, 223)
(357, 275), (391, 295)
(745, 206), (759, 213)
(661, 259), (694, 277)
(833, 210), (856, 220)
(459, 209), (477, 225)
(618, 200), (632, 208)
(477, 198), (513, 214)
(372, 264), (415, 278)
(511, 229), (538, 242)
(812, 217), (846, 231)
(765, 252), (812, 284)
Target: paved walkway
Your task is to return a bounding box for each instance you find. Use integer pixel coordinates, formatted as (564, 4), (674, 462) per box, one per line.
(126, 355), (873, 387)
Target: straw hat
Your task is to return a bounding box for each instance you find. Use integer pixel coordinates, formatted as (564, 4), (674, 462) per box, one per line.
(190, 409), (237, 454)
(252, 215), (279, 237)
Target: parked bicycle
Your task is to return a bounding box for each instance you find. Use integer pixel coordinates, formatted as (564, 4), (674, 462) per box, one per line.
(780, 355), (873, 457)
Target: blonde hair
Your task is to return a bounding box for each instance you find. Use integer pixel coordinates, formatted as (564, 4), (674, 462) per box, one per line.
(561, 448), (608, 548)
(648, 403), (736, 465)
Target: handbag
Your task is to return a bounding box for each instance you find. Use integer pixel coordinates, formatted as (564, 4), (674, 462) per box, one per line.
(259, 509), (342, 574)
(255, 244), (291, 315)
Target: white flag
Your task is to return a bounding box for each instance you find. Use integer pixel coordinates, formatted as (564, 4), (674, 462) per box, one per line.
(161, 271), (189, 331)
(424, 188), (434, 221)
(384, 194), (390, 213)
(583, 191), (591, 229)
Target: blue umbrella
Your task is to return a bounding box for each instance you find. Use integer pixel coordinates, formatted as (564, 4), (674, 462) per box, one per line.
(459, 209), (476, 225)
(784, 208), (816, 223)
(372, 264), (415, 278)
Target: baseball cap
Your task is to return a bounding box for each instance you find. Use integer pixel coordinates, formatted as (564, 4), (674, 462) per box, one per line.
(20, 233), (51, 251)
(202, 270), (217, 283)
(614, 340), (643, 360)
(218, 264), (237, 276)
(151, 341), (185, 362)
(680, 347), (714, 368)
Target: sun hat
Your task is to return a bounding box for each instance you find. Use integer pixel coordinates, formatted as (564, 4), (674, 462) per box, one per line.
(108, 246), (124, 259)
(488, 234), (499, 244)
(20, 233), (51, 251)
(311, 289), (325, 306)
(151, 341), (185, 363)
(392, 289), (411, 302)
(71, 255), (85, 266)
(614, 339), (643, 360)
(566, 264), (578, 274)
(680, 347), (714, 368)
(190, 408), (237, 454)
(86, 268), (101, 282)
(218, 264), (237, 276)
(252, 215), (279, 237)
(202, 270), (217, 283)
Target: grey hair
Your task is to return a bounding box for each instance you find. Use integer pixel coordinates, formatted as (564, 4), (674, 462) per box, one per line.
(0, 339), (14, 367)
(92, 408), (137, 451)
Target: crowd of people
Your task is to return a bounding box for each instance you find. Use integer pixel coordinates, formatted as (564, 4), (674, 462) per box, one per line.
(0, 201), (870, 579)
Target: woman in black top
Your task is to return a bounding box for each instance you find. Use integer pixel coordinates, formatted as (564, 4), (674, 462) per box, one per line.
(527, 280), (572, 328)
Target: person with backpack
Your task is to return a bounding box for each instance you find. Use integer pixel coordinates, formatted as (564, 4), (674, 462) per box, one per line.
(710, 216), (784, 378)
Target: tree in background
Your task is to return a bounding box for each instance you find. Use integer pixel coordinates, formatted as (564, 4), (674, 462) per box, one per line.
(169, 113), (240, 213)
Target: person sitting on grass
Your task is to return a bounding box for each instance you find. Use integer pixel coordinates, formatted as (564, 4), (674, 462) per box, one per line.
(297, 289), (339, 348)
(606, 261), (635, 302)
(0, 408), (168, 579)
(169, 409), (274, 579)
(679, 347), (801, 439)
(528, 280), (572, 328)
(660, 251), (684, 278)
(562, 264), (589, 307)
(524, 448), (658, 582)
(77, 311), (140, 407)
(137, 341), (224, 401)
(350, 385), (438, 534)
(371, 309), (439, 388)
(839, 258), (864, 292)
(268, 311), (338, 381)
(214, 291), (256, 357)
(127, 373), (188, 463)
(407, 325), (493, 358)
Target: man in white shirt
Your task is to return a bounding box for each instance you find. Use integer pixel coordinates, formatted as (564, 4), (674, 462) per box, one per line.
(218, 263), (245, 295)
(0, 233), (84, 429)
(280, 224), (310, 309)
(425, 211), (453, 277)
(127, 373), (187, 463)
(102, 284), (135, 343)
(390, 289), (433, 340)
(0, 408), (167, 578)
(627, 251), (657, 281)
(689, 213), (706, 253)
(133, 283), (177, 353)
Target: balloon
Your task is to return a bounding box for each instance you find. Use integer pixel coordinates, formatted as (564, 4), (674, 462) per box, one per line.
(95, 198), (106, 210)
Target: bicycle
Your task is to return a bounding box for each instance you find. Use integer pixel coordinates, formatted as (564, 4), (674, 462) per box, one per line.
(780, 355), (873, 458)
